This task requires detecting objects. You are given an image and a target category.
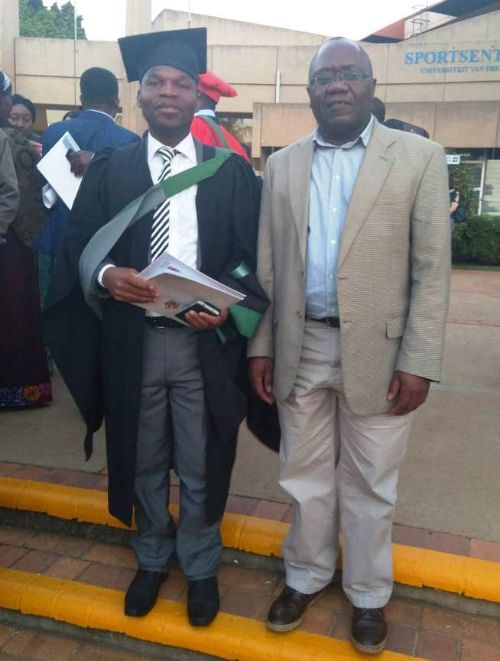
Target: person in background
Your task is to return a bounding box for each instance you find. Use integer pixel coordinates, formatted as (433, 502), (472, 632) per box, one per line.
(449, 177), (459, 217)
(370, 96), (386, 123)
(9, 93), (42, 155)
(248, 37), (450, 654)
(36, 67), (139, 304)
(9, 94), (37, 131)
(448, 176), (467, 224)
(0, 129), (19, 242)
(0, 70), (52, 409)
(384, 117), (430, 139)
(191, 71), (250, 162)
(62, 109), (82, 121)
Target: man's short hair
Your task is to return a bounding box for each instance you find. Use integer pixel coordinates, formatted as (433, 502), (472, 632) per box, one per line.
(80, 67), (119, 104)
(309, 37), (373, 80)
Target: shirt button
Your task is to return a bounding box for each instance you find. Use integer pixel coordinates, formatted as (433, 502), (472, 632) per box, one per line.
(330, 239), (336, 245)
(329, 274), (334, 280)
(335, 175), (340, 180)
(333, 208), (338, 212)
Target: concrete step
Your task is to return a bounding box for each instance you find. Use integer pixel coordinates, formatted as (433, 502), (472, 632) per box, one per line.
(1, 516), (500, 659)
(1, 476), (499, 618)
(0, 615), (210, 660)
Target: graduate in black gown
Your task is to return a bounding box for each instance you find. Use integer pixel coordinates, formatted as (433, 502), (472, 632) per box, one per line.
(44, 28), (265, 626)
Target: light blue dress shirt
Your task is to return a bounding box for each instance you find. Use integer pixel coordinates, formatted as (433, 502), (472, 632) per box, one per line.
(305, 115), (375, 319)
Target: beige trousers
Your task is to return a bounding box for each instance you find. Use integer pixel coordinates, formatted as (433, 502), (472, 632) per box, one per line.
(278, 321), (412, 608)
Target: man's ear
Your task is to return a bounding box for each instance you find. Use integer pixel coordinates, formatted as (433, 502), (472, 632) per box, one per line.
(306, 85), (312, 108)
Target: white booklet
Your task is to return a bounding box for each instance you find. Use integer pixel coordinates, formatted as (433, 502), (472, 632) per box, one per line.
(36, 131), (81, 209)
(136, 253), (245, 323)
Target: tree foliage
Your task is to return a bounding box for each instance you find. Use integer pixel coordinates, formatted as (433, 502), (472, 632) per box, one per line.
(20, 0), (86, 39)
(452, 215), (500, 265)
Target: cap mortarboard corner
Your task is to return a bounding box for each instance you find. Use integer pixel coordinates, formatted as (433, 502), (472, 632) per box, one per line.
(118, 28), (207, 83)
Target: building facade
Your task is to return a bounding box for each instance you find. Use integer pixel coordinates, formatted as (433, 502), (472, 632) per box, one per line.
(1, 0), (499, 213)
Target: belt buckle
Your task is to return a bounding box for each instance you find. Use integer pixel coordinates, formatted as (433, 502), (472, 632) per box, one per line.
(146, 316), (181, 329)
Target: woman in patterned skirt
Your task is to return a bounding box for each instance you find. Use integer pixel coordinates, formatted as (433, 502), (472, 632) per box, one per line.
(0, 70), (52, 409)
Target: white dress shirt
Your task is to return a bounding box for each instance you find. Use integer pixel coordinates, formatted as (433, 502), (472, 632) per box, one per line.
(305, 115), (374, 318)
(146, 132), (198, 269)
(98, 132), (199, 287)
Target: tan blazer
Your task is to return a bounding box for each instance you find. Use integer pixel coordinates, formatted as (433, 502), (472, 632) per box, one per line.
(248, 121), (451, 416)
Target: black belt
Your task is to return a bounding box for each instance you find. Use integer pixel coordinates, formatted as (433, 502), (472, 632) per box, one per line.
(305, 316), (340, 328)
(145, 316), (184, 329)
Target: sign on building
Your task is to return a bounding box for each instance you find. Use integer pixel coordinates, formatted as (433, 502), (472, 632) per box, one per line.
(447, 154), (461, 165)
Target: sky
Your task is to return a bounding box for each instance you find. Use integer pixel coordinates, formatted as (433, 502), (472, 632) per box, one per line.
(62, 1), (433, 42)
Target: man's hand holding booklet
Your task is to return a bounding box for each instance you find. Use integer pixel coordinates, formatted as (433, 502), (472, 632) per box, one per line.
(135, 253), (245, 325)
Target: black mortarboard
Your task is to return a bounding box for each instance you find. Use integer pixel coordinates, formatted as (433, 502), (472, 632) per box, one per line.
(118, 28), (207, 83)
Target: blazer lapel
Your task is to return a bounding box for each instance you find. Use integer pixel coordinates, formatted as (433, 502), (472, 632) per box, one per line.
(288, 133), (314, 265)
(337, 123), (396, 269)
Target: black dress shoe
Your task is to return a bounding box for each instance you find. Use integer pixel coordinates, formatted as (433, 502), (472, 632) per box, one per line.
(351, 607), (388, 654)
(124, 569), (168, 617)
(187, 577), (220, 626)
(267, 585), (324, 633)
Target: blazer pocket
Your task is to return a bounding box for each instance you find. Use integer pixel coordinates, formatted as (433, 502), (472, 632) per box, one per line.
(386, 316), (407, 339)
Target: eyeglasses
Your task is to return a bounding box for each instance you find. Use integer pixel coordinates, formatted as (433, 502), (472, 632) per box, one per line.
(309, 71), (372, 86)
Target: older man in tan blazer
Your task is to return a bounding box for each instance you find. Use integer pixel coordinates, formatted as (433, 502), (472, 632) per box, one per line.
(248, 37), (450, 654)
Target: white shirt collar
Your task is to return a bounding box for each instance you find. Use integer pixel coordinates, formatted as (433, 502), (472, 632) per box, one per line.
(194, 109), (216, 118)
(314, 114), (375, 149)
(85, 108), (115, 120)
(147, 132), (197, 165)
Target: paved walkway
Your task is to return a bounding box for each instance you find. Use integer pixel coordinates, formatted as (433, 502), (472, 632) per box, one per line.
(0, 518), (499, 660)
(0, 622), (146, 661)
(1, 270), (500, 660)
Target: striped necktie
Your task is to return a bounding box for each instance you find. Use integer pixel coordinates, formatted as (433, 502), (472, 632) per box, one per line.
(150, 146), (176, 261)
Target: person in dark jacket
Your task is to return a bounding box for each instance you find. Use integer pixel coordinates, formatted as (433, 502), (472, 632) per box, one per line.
(37, 67), (139, 304)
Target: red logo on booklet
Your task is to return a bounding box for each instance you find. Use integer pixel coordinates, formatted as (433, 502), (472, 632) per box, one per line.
(163, 300), (179, 310)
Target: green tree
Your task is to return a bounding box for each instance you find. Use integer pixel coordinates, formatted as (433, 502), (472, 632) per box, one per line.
(20, 0), (86, 39)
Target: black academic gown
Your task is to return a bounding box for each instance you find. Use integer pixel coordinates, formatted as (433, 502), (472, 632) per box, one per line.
(44, 139), (263, 527)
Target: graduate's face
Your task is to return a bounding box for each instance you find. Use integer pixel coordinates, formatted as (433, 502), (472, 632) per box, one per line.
(138, 65), (197, 144)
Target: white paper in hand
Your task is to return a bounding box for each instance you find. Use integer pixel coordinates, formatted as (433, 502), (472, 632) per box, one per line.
(137, 253), (245, 321)
(37, 132), (81, 209)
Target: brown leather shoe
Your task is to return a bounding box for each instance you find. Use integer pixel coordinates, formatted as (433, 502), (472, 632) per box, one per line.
(267, 585), (324, 633)
(351, 607), (388, 654)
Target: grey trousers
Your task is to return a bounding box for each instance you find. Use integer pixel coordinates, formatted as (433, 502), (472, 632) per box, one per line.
(278, 321), (412, 607)
(131, 324), (221, 580)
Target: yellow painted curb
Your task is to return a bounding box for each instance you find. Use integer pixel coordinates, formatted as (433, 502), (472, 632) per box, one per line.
(1, 477), (500, 604)
(0, 568), (423, 661)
